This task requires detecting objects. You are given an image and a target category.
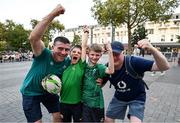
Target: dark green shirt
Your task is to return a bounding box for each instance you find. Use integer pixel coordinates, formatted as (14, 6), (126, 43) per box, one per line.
(82, 63), (107, 109)
(20, 48), (70, 96)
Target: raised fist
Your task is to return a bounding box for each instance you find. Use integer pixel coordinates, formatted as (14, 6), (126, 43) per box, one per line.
(52, 4), (65, 16)
(83, 25), (89, 33)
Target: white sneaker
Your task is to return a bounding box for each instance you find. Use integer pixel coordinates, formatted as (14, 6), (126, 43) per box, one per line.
(151, 73), (155, 76)
(160, 72), (165, 76)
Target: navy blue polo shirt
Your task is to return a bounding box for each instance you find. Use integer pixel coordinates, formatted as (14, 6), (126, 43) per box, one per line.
(109, 56), (154, 102)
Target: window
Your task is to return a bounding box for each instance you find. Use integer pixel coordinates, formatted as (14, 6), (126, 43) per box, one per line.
(94, 34), (96, 38)
(161, 35), (165, 42)
(148, 29), (154, 34)
(107, 33), (110, 37)
(170, 35), (174, 41)
(116, 32), (119, 36)
(95, 28), (99, 31)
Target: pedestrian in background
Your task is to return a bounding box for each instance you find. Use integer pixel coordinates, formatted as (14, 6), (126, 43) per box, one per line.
(133, 44), (140, 56)
(172, 49), (178, 66)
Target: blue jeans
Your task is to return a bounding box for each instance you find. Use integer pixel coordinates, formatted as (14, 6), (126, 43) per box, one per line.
(22, 93), (60, 122)
(106, 96), (145, 121)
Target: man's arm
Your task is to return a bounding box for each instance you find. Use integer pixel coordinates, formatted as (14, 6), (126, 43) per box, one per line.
(28, 4), (65, 56)
(81, 26), (89, 62)
(104, 42), (114, 74)
(137, 39), (170, 71)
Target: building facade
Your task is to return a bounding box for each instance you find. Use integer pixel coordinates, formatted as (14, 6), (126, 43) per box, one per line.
(145, 13), (180, 52)
(60, 13), (180, 52)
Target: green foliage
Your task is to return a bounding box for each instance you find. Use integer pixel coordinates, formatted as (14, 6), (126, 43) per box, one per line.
(92, 0), (180, 53)
(131, 25), (147, 46)
(0, 41), (8, 51)
(0, 22), (6, 41)
(0, 20), (31, 51)
(6, 24), (29, 51)
(30, 19), (64, 47)
(0, 18), (64, 52)
(72, 33), (81, 46)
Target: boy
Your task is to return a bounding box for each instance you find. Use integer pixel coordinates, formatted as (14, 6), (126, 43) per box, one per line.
(60, 26), (88, 122)
(82, 40), (114, 122)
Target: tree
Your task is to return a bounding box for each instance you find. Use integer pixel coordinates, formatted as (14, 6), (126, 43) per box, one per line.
(4, 20), (30, 51)
(30, 19), (64, 47)
(91, 0), (180, 53)
(177, 35), (180, 43)
(72, 32), (81, 46)
(0, 41), (8, 51)
(131, 25), (147, 47)
(0, 22), (6, 42)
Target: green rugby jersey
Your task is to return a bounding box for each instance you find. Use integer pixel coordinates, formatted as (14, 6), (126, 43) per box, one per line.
(20, 48), (70, 96)
(82, 64), (107, 109)
(60, 59), (86, 104)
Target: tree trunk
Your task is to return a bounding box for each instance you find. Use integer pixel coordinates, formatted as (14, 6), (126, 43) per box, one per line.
(127, 24), (132, 55)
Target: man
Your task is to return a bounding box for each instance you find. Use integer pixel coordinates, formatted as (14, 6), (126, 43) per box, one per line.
(20, 4), (70, 123)
(104, 39), (170, 123)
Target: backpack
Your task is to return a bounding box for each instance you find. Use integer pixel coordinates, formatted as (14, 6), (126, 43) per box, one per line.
(106, 55), (149, 90)
(125, 55), (149, 90)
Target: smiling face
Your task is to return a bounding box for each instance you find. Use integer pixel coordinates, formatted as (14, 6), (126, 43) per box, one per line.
(87, 43), (103, 66)
(70, 46), (82, 64)
(88, 50), (102, 65)
(52, 41), (70, 62)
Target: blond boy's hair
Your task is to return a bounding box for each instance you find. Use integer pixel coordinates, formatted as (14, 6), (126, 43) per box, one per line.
(88, 43), (103, 53)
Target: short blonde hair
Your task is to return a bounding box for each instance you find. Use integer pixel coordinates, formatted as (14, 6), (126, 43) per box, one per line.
(88, 43), (103, 53)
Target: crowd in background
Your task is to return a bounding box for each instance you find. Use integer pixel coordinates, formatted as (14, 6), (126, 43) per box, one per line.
(0, 51), (33, 63)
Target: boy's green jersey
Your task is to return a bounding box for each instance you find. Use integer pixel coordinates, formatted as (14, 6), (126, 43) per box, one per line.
(82, 63), (107, 109)
(60, 59), (86, 104)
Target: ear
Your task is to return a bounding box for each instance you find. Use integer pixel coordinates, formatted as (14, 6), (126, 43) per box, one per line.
(51, 45), (54, 49)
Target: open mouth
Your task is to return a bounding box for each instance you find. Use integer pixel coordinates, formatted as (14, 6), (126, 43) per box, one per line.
(72, 56), (78, 60)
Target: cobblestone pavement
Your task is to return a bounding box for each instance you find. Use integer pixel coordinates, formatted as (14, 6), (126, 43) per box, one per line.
(0, 56), (180, 122)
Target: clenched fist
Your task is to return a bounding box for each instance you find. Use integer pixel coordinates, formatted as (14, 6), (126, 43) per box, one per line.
(52, 4), (65, 17)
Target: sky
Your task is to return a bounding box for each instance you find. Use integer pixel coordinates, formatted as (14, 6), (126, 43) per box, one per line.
(0, 0), (180, 30)
(0, 0), (98, 29)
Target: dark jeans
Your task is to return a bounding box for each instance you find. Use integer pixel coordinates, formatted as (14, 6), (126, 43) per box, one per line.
(60, 102), (82, 122)
(82, 104), (104, 122)
(22, 93), (60, 122)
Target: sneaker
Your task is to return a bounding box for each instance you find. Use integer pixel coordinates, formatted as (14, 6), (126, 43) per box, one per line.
(151, 73), (155, 76)
(160, 72), (165, 76)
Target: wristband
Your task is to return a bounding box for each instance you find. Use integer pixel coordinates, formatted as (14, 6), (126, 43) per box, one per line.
(84, 30), (89, 34)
